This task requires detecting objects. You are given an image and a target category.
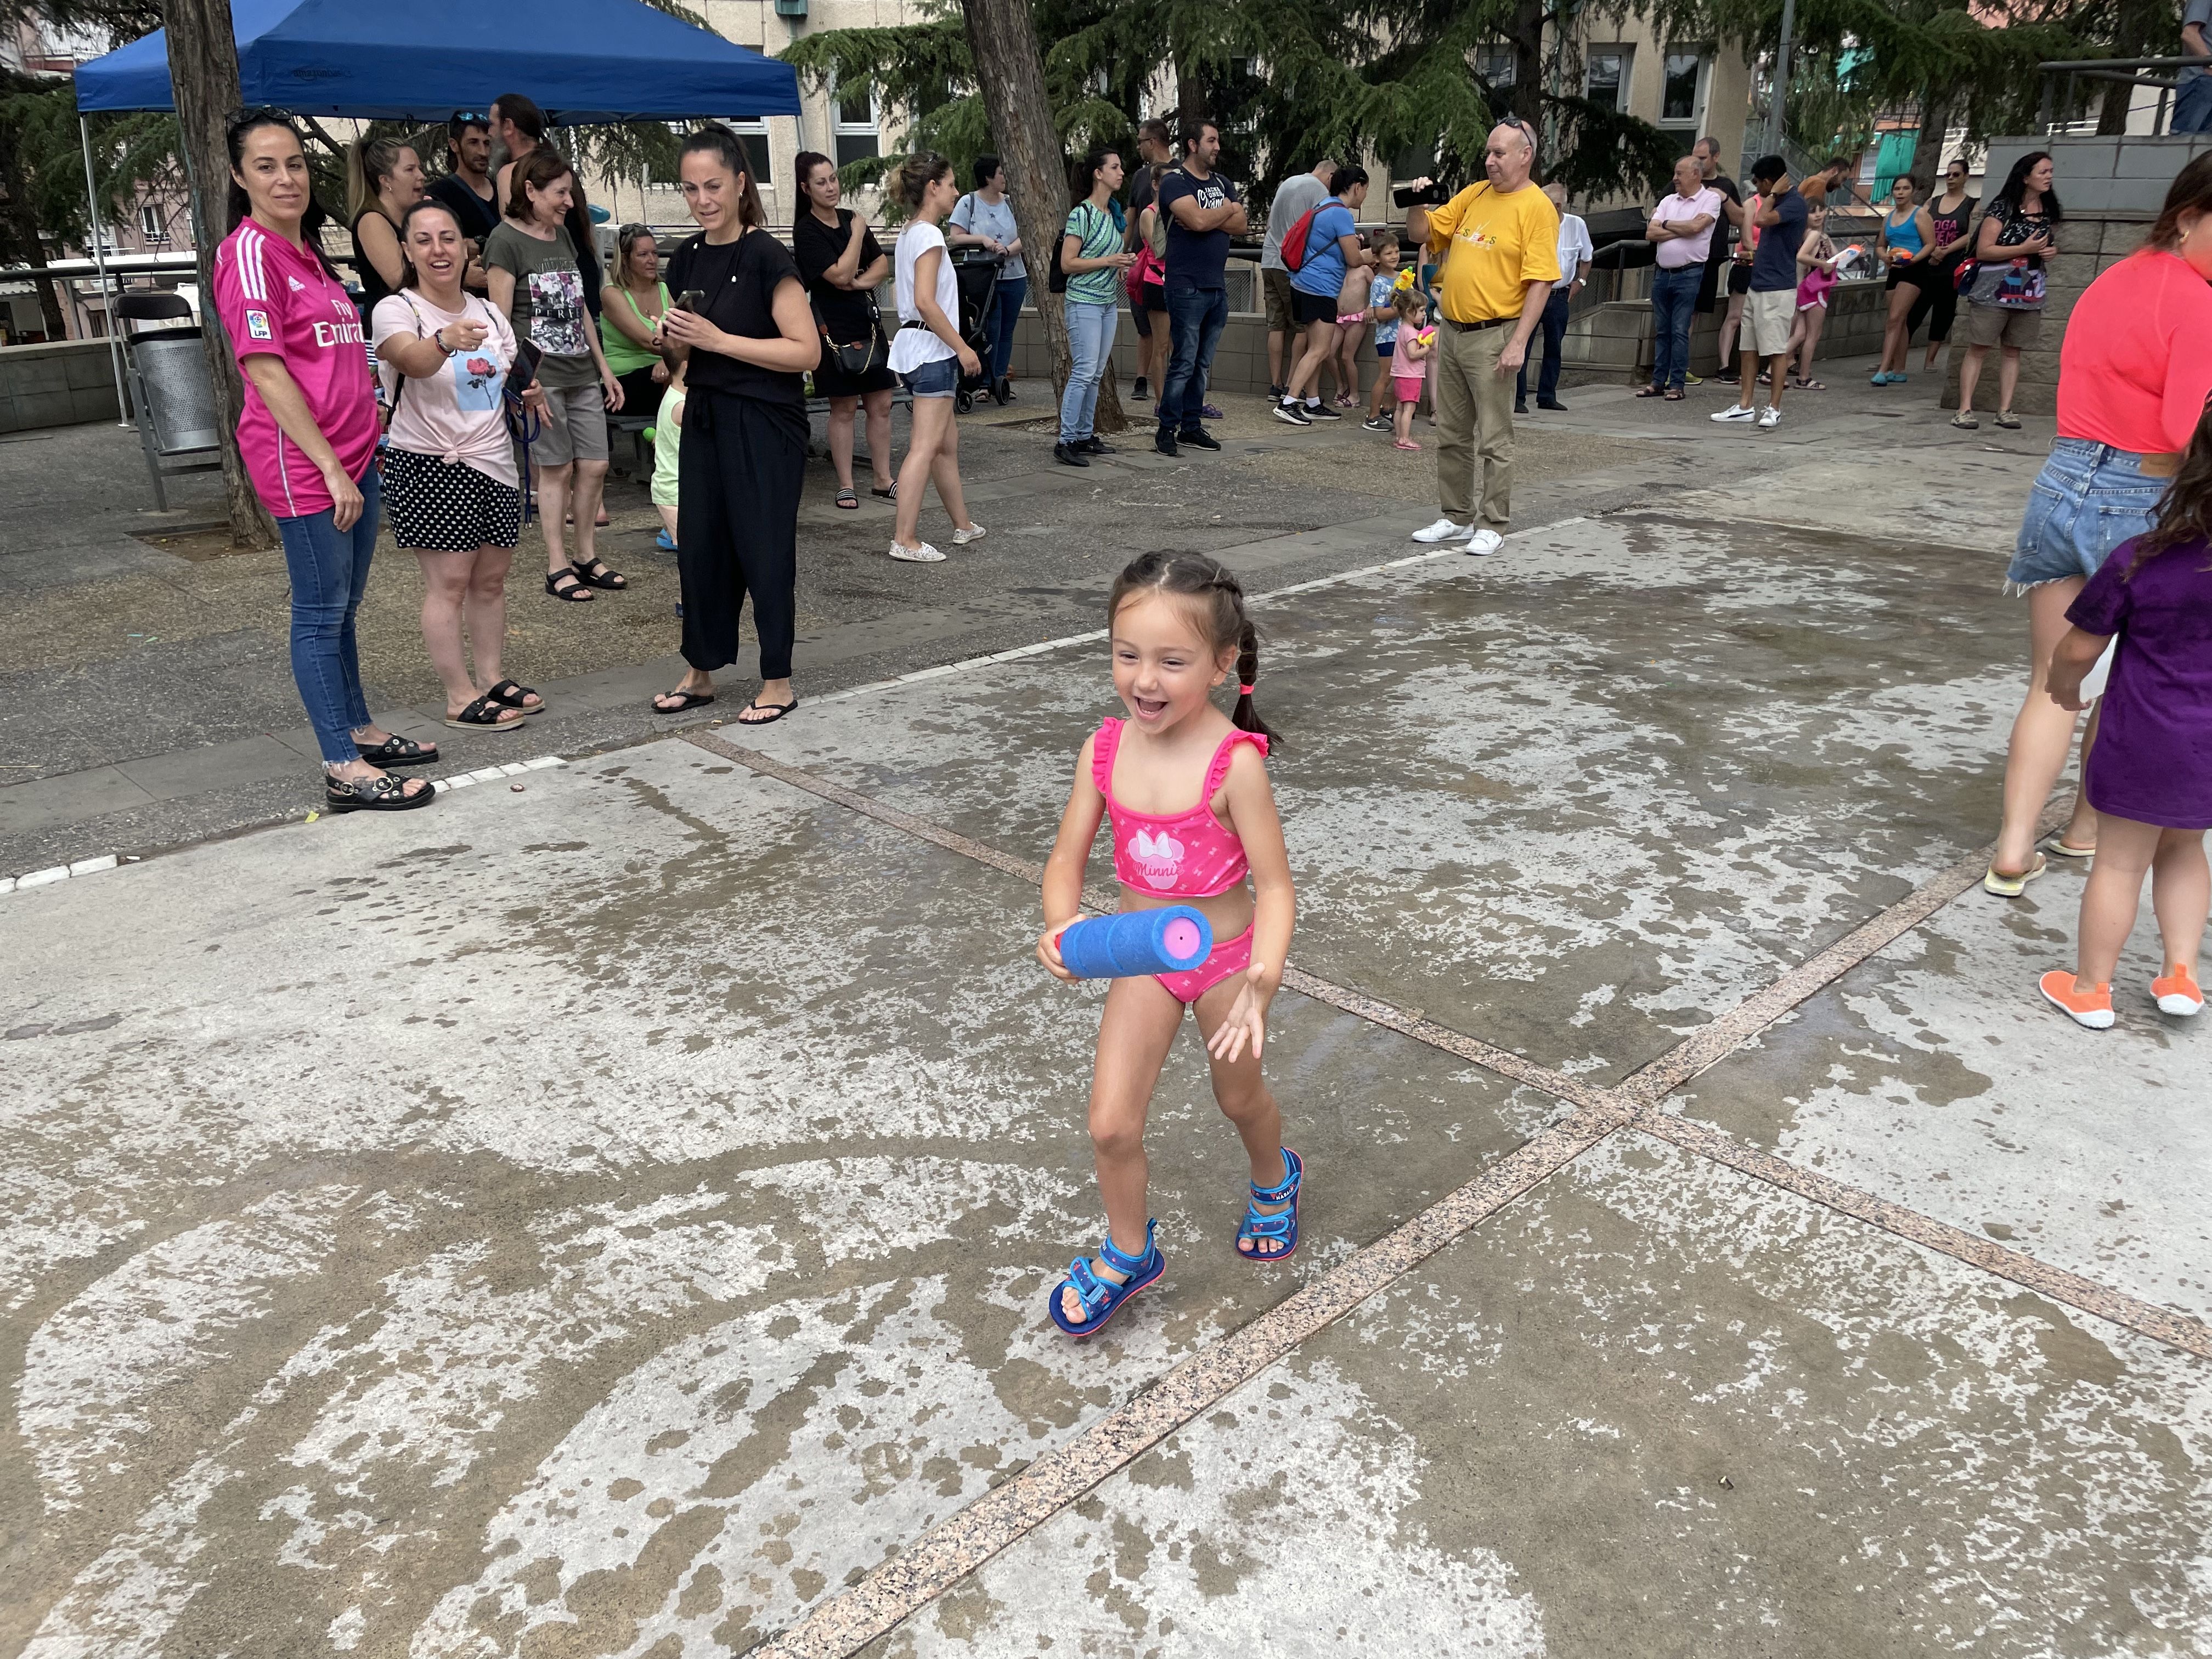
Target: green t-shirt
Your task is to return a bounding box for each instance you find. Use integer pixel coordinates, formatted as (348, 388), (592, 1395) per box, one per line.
(1063, 200), (1121, 304)
(600, 281), (670, 375)
(483, 220), (595, 388)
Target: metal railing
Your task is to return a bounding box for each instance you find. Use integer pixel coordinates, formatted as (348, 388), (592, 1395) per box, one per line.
(2038, 56), (2211, 137)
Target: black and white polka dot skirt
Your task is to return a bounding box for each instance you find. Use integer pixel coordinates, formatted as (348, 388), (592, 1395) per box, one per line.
(381, 447), (523, 552)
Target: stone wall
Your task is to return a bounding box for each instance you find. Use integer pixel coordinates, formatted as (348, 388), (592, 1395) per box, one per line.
(0, 340), (121, 433)
(1941, 134), (2212, 416)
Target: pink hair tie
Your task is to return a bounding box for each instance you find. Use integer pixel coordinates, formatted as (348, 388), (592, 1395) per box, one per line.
(1238, 683), (1255, 696)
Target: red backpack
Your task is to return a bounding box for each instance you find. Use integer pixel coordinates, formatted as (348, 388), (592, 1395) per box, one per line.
(1279, 204), (1323, 273)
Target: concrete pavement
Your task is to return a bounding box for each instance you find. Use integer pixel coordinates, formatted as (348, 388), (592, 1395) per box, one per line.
(4, 369), (2208, 1658)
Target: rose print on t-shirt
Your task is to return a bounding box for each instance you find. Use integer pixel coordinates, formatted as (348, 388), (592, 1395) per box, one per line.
(526, 267), (588, 357)
(453, 352), (504, 410)
(1128, 827), (1185, 890)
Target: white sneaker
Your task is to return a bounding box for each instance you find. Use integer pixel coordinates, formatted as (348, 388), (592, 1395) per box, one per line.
(1410, 517), (1477, 544)
(1711, 404), (1756, 423)
(1757, 405), (1782, 429)
(951, 523), (988, 545)
(1464, 527), (1504, 556)
(888, 540), (945, 562)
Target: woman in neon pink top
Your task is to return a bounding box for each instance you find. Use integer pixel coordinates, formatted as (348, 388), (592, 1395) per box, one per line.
(215, 112), (431, 813)
(1984, 154), (2212, 893)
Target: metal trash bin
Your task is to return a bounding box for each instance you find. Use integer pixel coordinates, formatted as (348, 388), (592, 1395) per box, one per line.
(134, 332), (220, 455)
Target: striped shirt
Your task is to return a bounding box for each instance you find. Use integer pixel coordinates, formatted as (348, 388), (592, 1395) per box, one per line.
(213, 218), (379, 518)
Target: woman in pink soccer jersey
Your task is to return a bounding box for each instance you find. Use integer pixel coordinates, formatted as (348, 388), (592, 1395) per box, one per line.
(215, 112), (433, 811)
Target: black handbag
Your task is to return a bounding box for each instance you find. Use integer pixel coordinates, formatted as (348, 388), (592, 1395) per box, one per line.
(815, 296), (885, 377)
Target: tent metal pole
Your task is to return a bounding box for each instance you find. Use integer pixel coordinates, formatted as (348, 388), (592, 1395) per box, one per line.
(80, 114), (134, 428)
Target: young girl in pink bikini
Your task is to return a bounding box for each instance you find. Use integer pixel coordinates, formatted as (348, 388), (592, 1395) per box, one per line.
(1036, 552), (1299, 1337)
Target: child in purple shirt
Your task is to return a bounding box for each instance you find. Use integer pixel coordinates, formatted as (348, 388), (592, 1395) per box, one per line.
(2040, 432), (2212, 1028)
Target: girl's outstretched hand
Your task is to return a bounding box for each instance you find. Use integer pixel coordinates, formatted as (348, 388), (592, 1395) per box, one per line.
(1037, 921), (1080, 983)
(1207, 963), (1272, 1064)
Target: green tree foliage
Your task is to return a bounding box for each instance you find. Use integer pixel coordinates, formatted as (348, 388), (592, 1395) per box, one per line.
(780, 0), (1682, 212)
(1, 71), (179, 249)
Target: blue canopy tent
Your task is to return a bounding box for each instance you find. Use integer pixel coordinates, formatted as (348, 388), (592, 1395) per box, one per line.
(72, 0), (802, 120)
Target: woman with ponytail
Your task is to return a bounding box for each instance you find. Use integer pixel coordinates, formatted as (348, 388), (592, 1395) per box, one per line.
(216, 112), (432, 812)
(1033, 551), (1296, 1339)
(347, 132), (424, 324)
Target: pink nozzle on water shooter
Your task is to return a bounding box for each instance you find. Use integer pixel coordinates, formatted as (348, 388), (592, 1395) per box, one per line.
(1161, 916), (1205, 964)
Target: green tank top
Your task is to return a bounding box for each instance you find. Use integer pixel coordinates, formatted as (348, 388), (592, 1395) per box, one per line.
(599, 281), (670, 375)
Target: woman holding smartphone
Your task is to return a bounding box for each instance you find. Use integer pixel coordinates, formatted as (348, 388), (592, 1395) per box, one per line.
(653, 124), (819, 724)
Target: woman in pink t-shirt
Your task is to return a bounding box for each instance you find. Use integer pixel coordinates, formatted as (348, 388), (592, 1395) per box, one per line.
(1983, 153), (2212, 894)
(216, 112), (432, 812)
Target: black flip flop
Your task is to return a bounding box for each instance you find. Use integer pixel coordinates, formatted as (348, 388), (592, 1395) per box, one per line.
(870, 482), (896, 500)
(652, 689), (716, 713)
(836, 487), (859, 510)
(324, 772), (436, 812)
(355, 733), (438, 768)
(485, 679), (543, 715)
(738, 698), (799, 725)
(446, 695), (526, 731)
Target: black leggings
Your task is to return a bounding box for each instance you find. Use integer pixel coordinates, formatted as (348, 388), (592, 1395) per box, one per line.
(677, 387), (805, 680)
(616, 364), (662, 417)
(1906, 265), (1962, 343)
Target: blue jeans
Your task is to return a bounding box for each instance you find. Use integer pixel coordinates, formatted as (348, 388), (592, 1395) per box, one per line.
(1159, 282), (1228, 436)
(2176, 75), (2212, 134)
(1059, 298), (1117, 442)
(276, 466), (383, 765)
(2007, 438), (2170, 591)
(1647, 264), (1702, 390)
(1515, 287), (1572, 403)
(985, 274), (1028, 381)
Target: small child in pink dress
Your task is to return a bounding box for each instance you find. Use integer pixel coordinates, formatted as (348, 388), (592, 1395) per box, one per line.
(1389, 291), (1434, 451)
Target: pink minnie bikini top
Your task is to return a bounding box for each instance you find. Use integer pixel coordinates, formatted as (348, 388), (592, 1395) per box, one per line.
(1093, 718), (1270, 898)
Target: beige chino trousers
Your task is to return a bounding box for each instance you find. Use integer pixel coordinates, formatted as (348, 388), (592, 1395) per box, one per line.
(1432, 319), (1515, 528)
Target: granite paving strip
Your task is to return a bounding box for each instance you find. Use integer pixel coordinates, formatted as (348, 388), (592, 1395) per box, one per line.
(746, 1101), (1632, 1659)
(1612, 800), (2074, 1106)
(1626, 1107), (2212, 1360)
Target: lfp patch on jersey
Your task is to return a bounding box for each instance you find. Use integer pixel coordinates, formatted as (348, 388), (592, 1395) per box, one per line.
(244, 308), (273, 342)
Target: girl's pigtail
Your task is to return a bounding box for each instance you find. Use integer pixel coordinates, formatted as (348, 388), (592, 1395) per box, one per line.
(1233, 618), (1278, 745)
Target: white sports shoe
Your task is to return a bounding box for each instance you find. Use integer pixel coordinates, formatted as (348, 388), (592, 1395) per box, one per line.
(888, 540), (946, 563)
(1757, 405), (1782, 429)
(1711, 404), (1756, 423)
(1464, 527), (1504, 556)
(1411, 517), (1477, 544)
(951, 523), (988, 545)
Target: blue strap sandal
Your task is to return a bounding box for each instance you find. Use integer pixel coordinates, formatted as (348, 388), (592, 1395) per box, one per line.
(1237, 1147), (1304, 1262)
(1048, 1221), (1164, 1338)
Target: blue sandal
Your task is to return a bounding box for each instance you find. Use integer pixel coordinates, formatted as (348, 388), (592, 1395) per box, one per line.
(1237, 1147), (1303, 1262)
(1048, 1221), (1165, 1338)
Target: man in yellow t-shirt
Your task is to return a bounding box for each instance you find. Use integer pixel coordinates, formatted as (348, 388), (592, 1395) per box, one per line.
(1413, 121), (1561, 554)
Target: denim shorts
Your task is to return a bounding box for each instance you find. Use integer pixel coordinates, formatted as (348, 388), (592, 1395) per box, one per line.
(898, 354), (960, 399)
(2007, 438), (2170, 591)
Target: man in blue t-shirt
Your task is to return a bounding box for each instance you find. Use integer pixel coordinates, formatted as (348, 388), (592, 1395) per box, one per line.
(1153, 121), (1247, 456)
(1712, 153), (1805, 431)
(1276, 167), (1371, 425)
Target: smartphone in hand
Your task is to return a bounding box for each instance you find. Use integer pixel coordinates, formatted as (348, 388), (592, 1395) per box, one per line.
(674, 289), (707, 313)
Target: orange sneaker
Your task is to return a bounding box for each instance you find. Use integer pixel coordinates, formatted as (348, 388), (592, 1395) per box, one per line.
(2039, 970), (2115, 1029)
(2152, 964), (2204, 1017)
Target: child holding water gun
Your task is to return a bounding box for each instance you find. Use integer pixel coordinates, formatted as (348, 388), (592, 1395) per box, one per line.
(1389, 286), (1434, 451)
(2039, 407), (2212, 1029)
(1036, 551), (1299, 1337)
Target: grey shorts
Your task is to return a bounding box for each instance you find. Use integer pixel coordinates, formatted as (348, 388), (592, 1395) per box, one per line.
(531, 381), (610, 467)
(1967, 302), (2044, 350)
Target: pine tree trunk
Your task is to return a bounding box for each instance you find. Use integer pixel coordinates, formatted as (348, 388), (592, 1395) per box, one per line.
(959, 0), (1081, 419)
(161, 0), (275, 547)
(1907, 88), (1950, 196)
(2100, 0), (2163, 134)
(1509, 0), (1546, 128)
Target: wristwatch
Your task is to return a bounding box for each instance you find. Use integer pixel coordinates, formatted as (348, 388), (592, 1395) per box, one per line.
(433, 328), (455, 358)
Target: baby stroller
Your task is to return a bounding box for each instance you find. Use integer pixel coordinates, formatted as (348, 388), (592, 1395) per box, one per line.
(948, 247), (1002, 413)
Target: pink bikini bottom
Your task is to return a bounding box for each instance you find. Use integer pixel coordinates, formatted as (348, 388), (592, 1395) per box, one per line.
(1156, 924), (1254, 1006)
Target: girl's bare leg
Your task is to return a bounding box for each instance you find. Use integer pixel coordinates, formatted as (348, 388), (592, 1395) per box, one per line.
(930, 406), (973, 532)
(1994, 579), (2090, 876)
(1192, 975), (1289, 1255)
(1997, 345), (2022, 414)
(1062, 975), (1184, 1324)
(893, 396), (950, 547)
(2074, 815), (2163, 989)
(862, 388), (896, 492)
(1957, 343), (1989, 414)
(1718, 292), (1746, 364)
(2151, 827), (2210, 978)
(415, 547), (478, 712)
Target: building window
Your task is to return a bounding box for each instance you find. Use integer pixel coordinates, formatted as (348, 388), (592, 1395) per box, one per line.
(138, 204), (168, 243)
(1661, 52), (1706, 125)
(731, 118), (772, 183)
(1584, 49), (1630, 114)
(1475, 44), (1515, 89)
(834, 85), (879, 170)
